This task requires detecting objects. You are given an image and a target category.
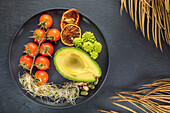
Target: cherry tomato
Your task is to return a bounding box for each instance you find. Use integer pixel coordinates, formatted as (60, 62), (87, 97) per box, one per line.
(19, 55), (33, 69)
(47, 28), (61, 42)
(32, 29), (46, 43)
(35, 56), (50, 70)
(39, 14), (53, 29)
(35, 70), (49, 84)
(39, 43), (54, 57)
(24, 42), (38, 57)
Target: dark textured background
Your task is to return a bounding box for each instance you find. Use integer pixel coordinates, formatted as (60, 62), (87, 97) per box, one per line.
(1, 0), (170, 113)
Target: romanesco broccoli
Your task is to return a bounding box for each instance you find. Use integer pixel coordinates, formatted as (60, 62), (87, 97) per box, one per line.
(73, 38), (83, 48)
(82, 42), (94, 52)
(93, 41), (102, 53)
(82, 32), (96, 43)
(90, 51), (98, 59)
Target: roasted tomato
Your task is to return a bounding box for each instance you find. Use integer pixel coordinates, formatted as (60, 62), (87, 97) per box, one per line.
(60, 8), (79, 31)
(39, 43), (54, 57)
(35, 56), (50, 70)
(61, 24), (81, 46)
(35, 70), (49, 84)
(24, 42), (38, 57)
(39, 14), (53, 29)
(32, 29), (46, 43)
(47, 28), (61, 42)
(19, 55), (33, 69)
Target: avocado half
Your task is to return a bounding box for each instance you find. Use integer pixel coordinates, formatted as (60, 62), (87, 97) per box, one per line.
(54, 47), (102, 82)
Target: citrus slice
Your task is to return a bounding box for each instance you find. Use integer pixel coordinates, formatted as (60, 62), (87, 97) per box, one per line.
(60, 8), (79, 31)
(61, 24), (81, 46)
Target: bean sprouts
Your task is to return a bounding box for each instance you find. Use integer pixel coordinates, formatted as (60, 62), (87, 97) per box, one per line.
(19, 73), (80, 104)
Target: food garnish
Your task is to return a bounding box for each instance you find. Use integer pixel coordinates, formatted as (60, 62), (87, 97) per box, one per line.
(60, 8), (79, 31)
(19, 73), (79, 104)
(61, 24), (81, 46)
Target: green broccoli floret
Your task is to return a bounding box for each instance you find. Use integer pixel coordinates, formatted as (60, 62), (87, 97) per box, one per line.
(90, 51), (98, 59)
(82, 32), (96, 43)
(93, 41), (102, 53)
(73, 38), (83, 48)
(82, 42), (94, 52)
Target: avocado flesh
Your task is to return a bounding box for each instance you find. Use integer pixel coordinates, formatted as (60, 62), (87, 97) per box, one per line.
(62, 53), (85, 74)
(54, 47), (101, 82)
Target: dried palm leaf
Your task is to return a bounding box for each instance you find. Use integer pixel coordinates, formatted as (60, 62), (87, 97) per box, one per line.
(98, 1), (170, 112)
(99, 78), (170, 113)
(121, 0), (170, 51)
(98, 109), (118, 113)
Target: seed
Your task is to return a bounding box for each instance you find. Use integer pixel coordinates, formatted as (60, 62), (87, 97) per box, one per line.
(88, 84), (95, 89)
(94, 78), (99, 85)
(80, 91), (88, 96)
(83, 85), (89, 91)
(76, 82), (87, 86)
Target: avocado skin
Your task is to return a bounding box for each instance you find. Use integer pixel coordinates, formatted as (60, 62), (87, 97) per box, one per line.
(54, 47), (101, 82)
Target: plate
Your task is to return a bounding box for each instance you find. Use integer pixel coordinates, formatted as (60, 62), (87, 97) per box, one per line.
(9, 8), (109, 109)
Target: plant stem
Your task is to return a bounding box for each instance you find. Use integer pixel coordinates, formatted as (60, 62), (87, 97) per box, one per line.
(29, 29), (49, 74)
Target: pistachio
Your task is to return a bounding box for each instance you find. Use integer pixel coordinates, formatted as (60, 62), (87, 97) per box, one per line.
(80, 91), (88, 96)
(76, 82), (87, 86)
(94, 78), (99, 85)
(88, 84), (95, 89)
(83, 85), (89, 91)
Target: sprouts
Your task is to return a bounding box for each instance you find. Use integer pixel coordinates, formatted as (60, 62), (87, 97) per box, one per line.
(19, 73), (79, 104)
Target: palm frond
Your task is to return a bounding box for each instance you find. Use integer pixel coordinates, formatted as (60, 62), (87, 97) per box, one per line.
(121, 0), (170, 51)
(98, 1), (170, 112)
(101, 78), (170, 113)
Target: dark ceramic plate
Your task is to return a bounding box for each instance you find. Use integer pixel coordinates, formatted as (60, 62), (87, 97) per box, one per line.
(9, 8), (109, 109)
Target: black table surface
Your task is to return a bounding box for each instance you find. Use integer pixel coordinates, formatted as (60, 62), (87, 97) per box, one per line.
(1, 0), (170, 113)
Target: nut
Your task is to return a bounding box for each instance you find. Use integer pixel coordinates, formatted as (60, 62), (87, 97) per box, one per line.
(83, 85), (89, 91)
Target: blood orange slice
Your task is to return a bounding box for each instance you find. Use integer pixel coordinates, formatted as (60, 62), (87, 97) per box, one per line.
(60, 8), (79, 31)
(61, 24), (81, 46)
